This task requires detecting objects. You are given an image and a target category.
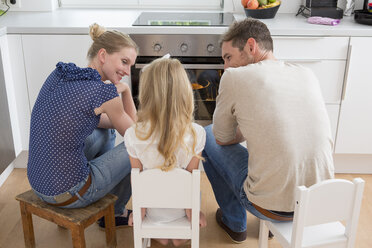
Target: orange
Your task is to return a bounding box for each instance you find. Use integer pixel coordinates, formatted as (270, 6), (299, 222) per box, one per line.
(241, 0), (249, 8)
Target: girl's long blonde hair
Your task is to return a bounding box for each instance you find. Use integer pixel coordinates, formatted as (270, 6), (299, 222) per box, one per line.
(136, 58), (202, 171)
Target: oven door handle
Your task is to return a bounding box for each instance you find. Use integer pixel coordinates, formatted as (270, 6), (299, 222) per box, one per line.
(135, 63), (224, 70)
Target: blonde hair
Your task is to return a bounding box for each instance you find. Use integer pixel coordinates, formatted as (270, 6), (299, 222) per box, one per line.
(87, 23), (139, 60)
(136, 58), (202, 171)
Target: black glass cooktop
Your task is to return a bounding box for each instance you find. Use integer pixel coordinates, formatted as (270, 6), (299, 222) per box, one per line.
(132, 12), (235, 26)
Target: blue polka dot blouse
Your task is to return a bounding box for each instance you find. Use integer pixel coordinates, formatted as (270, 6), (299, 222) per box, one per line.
(27, 62), (118, 196)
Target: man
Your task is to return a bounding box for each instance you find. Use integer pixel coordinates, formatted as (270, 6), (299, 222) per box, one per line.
(202, 18), (335, 243)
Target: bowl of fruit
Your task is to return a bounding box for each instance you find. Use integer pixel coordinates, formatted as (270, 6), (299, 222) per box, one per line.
(242, 0), (281, 19)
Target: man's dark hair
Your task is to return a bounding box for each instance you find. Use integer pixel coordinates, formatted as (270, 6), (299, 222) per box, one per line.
(220, 18), (273, 52)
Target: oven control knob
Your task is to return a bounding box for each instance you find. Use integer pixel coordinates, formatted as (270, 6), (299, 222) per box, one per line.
(153, 43), (162, 52)
(207, 44), (215, 53)
(180, 43), (188, 53)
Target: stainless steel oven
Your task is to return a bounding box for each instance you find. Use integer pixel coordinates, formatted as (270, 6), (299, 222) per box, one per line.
(130, 34), (224, 125)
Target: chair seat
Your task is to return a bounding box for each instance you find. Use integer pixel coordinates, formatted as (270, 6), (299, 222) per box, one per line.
(141, 216), (192, 239)
(15, 189), (117, 224)
(15, 189), (118, 248)
(267, 221), (347, 248)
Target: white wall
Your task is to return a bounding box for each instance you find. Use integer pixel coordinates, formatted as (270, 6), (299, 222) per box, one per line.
(7, 0), (366, 13)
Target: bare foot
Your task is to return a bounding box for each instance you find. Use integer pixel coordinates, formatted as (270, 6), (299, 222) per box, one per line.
(199, 211), (207, 228)
(128, 213), (133, 226)
(172, 239), (189, 247)
(155, 239), (169, 245)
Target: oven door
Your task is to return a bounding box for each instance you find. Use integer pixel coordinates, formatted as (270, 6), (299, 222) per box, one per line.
(132, 62), (224, 124)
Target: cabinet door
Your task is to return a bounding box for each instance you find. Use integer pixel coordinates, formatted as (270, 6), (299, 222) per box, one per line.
(325, 104), (339, 145)
(22, 35), (92, 108)
(7, 35), (31, 151)
(273, 37), (349, 60)
(335, 37), (372, 154)
(286, 60), (346, 104)
(0, 36), (16, 174)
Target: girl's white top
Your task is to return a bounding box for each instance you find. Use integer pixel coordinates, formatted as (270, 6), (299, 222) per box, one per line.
(124, 122), (206, 223)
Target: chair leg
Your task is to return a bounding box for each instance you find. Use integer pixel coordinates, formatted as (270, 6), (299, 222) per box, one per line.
(258, 220), (269, 248)
(191, 236), (199, 248)
(143, 238), (150, 247)
(71, 225), (86, 248)
(19, 202), (36, 248)
(104, 204), (117, 248)
(133, 233), (143, 248)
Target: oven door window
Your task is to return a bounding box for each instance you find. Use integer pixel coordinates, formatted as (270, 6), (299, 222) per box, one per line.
(187, 69), (222, 120)
(131, 59), (223, 122)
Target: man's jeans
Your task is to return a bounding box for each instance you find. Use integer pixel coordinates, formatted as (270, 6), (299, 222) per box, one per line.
(202, 125), (279, 233)
(34, 128), (132, 216)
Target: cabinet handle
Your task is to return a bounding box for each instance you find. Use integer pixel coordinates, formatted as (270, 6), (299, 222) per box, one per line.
(342, 44), (352, 101)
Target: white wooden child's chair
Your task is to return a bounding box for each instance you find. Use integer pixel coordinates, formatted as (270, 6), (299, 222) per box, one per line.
(258, 178), (365, 248)
(131, 167), (201, 248)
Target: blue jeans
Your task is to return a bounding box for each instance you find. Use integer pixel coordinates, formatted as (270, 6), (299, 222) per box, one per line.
(202, 125), (281, 233)
(34, 128), (132, 216)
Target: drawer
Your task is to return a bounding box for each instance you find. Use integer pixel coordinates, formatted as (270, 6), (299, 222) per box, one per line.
(326, 104), (339, 144)
(284, 60), (346, 104)
(273, 37), (349, 60)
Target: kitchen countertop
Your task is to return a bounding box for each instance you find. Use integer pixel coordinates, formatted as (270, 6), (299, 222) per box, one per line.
(0, 9), (371, 36)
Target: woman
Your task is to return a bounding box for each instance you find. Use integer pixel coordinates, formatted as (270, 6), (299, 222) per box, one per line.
(27, 23), (137, 228)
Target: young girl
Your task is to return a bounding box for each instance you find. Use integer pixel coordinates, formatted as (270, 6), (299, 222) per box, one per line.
(124, 57), (207, 246)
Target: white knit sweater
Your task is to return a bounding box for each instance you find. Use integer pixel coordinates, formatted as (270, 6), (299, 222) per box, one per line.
(213, 60), (334, 211)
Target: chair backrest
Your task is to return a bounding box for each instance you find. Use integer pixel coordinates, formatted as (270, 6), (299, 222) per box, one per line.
(131, 167), (201, 247)
(291, 178), (365, 247)
(131, 167), (200, 209)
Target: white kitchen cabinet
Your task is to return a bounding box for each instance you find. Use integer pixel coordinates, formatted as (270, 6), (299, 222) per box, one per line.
(286, 60), (346, 104)
(273, 37), (349, 60)
(273, 36), (349, 143)
(326, 105), (340, 145)
(0, 35), (22, 156)
(0, 34), (16, 184)
(22, 35), (92, 108)
(7, 35), (31, 151)
(335, 37), (372, 154)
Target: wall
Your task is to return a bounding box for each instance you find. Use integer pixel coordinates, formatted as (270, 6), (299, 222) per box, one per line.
(6, 0), (367, 13)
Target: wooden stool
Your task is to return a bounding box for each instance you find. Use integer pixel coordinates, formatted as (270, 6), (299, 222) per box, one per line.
(15, 190), (118, 248)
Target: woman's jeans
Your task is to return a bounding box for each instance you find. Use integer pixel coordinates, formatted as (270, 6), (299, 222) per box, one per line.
(34, 128), (132, 216)
(202, 125), (280, 233)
